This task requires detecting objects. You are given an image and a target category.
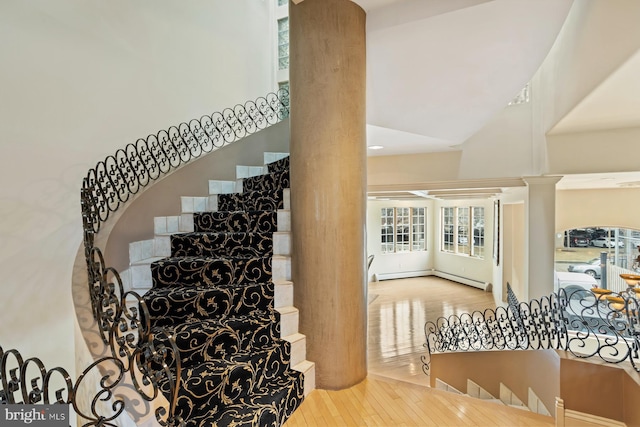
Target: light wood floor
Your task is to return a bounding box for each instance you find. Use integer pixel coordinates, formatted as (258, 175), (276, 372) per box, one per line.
(285, 277), (556, 426)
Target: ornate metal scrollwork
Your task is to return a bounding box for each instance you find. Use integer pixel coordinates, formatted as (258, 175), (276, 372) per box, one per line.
(0, 313), (184, 427)
(80, 91), (289, 235)
(423, 283), (640, 375)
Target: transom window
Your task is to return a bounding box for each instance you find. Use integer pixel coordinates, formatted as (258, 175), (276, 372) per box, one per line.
(381, 207), (427, 253)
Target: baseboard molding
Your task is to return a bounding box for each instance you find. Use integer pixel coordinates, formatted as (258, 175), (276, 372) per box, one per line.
(432, 271), (491, 291)
(374, 269), (491, 292)
(375, 270), (431, 281)
(564, 409), (626, 427)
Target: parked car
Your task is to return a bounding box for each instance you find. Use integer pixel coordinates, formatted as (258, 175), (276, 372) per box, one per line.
(571, 236), (590, 247)
(565, 229), (591, 247)
(590, 237), (623, 248)
(567, 258), (602, 278)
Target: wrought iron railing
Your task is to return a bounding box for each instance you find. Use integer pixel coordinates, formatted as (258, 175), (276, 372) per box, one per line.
(81, 91), (288, 235)
(1, 326), (182, 426)
(422, 283), (640, 374)
(2, 91), (289, 426)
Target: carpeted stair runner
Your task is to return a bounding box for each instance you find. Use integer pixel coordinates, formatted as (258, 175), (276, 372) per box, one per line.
(140, 156), (305, 426)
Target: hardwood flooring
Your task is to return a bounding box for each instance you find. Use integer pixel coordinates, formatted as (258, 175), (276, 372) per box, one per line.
(285, 277), (555, 426)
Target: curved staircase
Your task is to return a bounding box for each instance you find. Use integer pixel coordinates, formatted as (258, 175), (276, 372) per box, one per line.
(122, 153), (314, 426)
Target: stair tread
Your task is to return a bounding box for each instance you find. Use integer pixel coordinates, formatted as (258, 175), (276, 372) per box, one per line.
(283, 332), (306, 342)
(131, 256), (166, 265)
(277, 306), (299, 315)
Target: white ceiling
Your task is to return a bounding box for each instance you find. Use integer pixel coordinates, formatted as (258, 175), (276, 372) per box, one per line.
(549, 48), (640, 135)
(357, 0), (573, 156)
(354, 0), (640, 199)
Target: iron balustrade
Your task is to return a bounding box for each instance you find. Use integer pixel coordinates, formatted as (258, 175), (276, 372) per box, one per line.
(1, 91), (290, 426)
(422, 283), (640, 375)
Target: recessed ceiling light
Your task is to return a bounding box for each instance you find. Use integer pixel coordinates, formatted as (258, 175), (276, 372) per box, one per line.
(368, 145), (384, 150)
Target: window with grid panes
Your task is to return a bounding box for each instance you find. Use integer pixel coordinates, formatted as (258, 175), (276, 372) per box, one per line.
(457, 207), (470, 254)
(472, 207), (485, 258)
(442, 207), (454, 252)
(395, 208), (410, 252)
(380, 207), (427, 253)
(440, 206), (486, 258)
(381, 208), (395, 253)
(412, 208), (426, 251)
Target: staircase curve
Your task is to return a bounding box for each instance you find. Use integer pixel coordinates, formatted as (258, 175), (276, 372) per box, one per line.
(124, 153), (315, 425)
(70, 93), (315, 426)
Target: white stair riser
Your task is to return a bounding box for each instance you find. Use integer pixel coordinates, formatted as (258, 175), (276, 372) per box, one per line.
(284, 334), (306, 367)
(154, 215), (194, 234)
(273, 256), (291, 282)
(277, 210), (291, 232)
(120, 268), (132, 292)
(154, 216), (181, 234)
(278, 308), (299, 338)
(180, 214), (195, 232)
(181, 196), (209, 213)
(264, 152), (289, 165)
(208, 180), (237, 195)
(207, 196), (218, 212)
(154, 235), (171, 257)
(130, 264), (152, 289)
(274, 282), (294, 308)
(292, 361), (315, 397)
(129, 239), (154, 264)
(283, 188), (290, 210)
(236, 165), (266, 179)
(273, 232), (291, 256)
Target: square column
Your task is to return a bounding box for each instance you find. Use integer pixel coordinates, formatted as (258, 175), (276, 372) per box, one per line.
(524, 176), (562, 300)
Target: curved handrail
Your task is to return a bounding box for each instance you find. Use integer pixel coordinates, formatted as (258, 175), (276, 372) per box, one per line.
(81, 90), (289, 235)
(1, 91), (290, 426)
(422, 284), (640, 375)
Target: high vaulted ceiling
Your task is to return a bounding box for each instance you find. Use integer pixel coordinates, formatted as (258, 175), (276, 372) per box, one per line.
(295, 0), (640, 197)
(355, 0), (574, 155)
(351, 0), (640, 198)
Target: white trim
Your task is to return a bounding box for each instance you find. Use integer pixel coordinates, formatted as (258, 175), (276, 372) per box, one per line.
(375, 269), (491, 292)
(376, 270), (431, 281)
(564, 409), (626, 427)
(433, 271), (491, 291)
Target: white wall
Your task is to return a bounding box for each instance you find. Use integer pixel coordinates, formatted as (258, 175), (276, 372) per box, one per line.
(432, 199), (495, 287)
(458, 99), (537, 179)
(538, 0), (640, 132)
(367, 199), (433, 280)
(367, 197), (496, 290)
(0, 0), (274, 381)
(557, 188), (640, 232)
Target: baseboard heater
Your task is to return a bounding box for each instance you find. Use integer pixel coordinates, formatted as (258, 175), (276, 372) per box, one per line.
(375, 270), (431, 281)
(433, 270), (491, 291)
(374, 270), (491, 292)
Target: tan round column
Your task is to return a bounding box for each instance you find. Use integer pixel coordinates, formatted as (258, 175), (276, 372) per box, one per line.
(289, 0), (367, 389)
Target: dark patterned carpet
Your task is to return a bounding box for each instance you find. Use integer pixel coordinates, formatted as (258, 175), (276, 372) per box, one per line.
(142, 156), (304, 426)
